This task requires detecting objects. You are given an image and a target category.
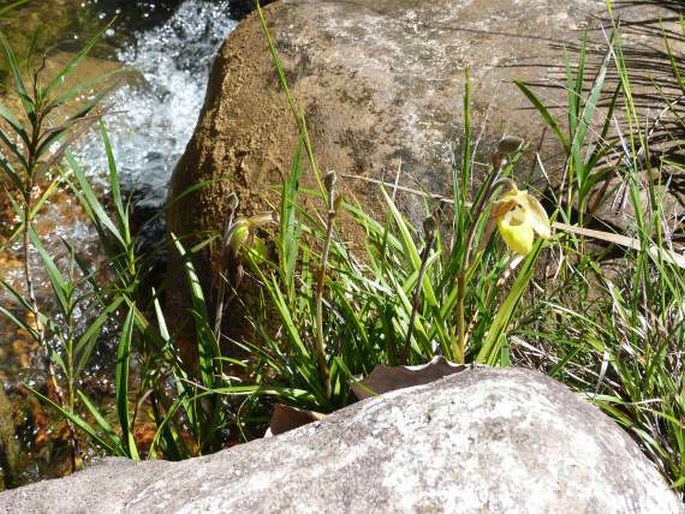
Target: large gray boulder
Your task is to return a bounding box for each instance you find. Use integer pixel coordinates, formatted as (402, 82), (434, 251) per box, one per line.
(1, 367), (681, 513)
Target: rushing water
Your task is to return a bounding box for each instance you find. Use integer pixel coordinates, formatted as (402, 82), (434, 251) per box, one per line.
(77, 0), (237, 207)
(0, 0), (241, 485)
(0, 0), (238, 380)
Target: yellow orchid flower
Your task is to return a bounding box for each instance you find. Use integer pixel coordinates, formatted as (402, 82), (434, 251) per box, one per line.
(492, 184), (551, 256)
(226, 213), (275, 257)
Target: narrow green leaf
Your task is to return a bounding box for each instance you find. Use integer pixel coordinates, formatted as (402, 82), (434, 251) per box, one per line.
(572, 48), (611, 188)
(44, 23), (112, 98)
(477, 243), (542, 365)
(28, 224), (69, 315)
(172, 234), (216, 389)
(460, 69), (472, 204)
(77, 390), (126, 454)
(26, 384), (121, 455)
(115, 305), (140, 460)
(513, 80), (569, 153)
(66, 151), (126, 248)
(280, 137), (303, 300)
(0, 0), (30, 17)
(0, 303), (39, 340)
(4, 177), (60, 245)
(49, 68), (121, 110)
(153, 289), (171, 343)
(74, 296), (125, 377)
(148, 392), (188, 459)
(100, 122), (130, 241)
(380, 187), (421, 268)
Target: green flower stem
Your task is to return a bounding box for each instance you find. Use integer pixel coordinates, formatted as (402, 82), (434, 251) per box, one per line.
(452, 156), (516, 363)
(454, 270), (467, 363)
(315, 173), (338, 399)
(213, 194), (239, 341)
(403, 215), (437, 363)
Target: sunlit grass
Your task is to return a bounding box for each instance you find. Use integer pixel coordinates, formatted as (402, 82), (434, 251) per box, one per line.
(0, 0), (681, 500)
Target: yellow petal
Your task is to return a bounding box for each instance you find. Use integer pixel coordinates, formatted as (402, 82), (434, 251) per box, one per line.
(493, 183), (550, 255)
(497, 216), (534, 255)
(521, 194), (551, 239)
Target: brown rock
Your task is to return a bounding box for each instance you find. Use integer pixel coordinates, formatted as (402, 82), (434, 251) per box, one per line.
(166, 0), (685, 353)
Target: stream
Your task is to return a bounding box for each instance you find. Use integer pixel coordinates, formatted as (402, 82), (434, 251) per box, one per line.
(1, 0), (238, 382)
(76, 0), (237, 207)
(0, 0), (241, 486)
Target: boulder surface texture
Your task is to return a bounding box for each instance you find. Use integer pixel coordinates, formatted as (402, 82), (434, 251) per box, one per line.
(166, 0), (684, 344)
(0, 367), (682, 513)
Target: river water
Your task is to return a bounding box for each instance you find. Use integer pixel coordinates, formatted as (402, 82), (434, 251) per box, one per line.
(0, 0), (241, 485)
(0, 0), (238, 381)
(77, 0), (237, 207)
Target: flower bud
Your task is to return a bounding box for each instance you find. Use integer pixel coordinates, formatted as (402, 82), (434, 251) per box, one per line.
(324, 170), (337, 194)
(496, 136), (524, 155)
(423, 215), (437, 239)
(227, 192), (239, 212)
(491, 151), (509, 170)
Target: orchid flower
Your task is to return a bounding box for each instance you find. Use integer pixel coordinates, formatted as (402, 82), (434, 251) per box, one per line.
(492, 184), (551, 256)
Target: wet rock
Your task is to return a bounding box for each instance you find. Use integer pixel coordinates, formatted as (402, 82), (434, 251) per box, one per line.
(0, 367), (681, 512)
(0, 381), (18, 491)
(166, 0), (685, 348)
(227, 0), (277, 20)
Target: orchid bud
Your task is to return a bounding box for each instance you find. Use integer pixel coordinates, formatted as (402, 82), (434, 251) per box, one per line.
(324, 170), (337, 194)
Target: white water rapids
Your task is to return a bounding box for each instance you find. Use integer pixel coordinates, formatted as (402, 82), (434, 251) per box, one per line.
(76, 0), (237, 207)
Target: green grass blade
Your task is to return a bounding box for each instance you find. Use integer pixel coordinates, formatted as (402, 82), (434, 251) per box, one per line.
(4, 176), (60, 244)
(74, 296), (125, 377)
(572, 49), (611, 189)
(380, 187), (421, 268)
(66, 150), (126, 248)
(0, 302), (39, 340)
(460, 69), (472, 204)
(280, 137), (304, 300)
(255, 1), (322, 190)
(147, 393), (188, 459)
(77, 390), (127, 454)
(44, 23), (111, 98)
(171, 233), (216, 389)
(100, 121), (130, 242)
(115, 305), (140, 460)
(26, 384), (122, 456)
(514, 80), (569, 153)
(477, 244), (542, 365)
(153, 289), (171, 343)
(0, 0), (30, 17)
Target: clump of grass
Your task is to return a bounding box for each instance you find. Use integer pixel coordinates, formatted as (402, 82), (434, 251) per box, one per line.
(0, 28), (259, 474)
(0, 1), (681, 502)
(512, 13), (685, 496)
(225, 3), (554, 416)
(234, 2), (684, 496)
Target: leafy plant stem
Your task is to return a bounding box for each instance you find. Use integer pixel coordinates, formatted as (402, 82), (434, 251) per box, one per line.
(315, 173), (339, 398)
(404, 216), (437, 363)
